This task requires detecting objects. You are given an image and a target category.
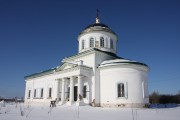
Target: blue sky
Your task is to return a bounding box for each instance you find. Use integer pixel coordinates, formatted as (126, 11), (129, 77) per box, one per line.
(0, 0), (180, 98)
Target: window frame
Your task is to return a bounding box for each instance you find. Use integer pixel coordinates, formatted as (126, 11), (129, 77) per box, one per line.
(117, 83), (125, 98)
(34, 89), (36, 98)
(40, 88), (43, 98)
(48, 87), (52, 98)
(100, 37), (105, 47)
(28, 90), (31, 98)
(66, 87), (70, 100)
(82, 39), (85, 49)
(83, 86), (87, 98)
(89, 37), (94, 47)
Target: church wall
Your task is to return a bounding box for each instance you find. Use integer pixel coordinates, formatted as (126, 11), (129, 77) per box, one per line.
(74, 53), (95, 67)
(81, 79), (91, 104)
(93, 51), (117, 106)
(24, 54), (95, 105)
(99, 64), (149, 107)
(67, 50), (116, 105)
(25, 75), (59, 104)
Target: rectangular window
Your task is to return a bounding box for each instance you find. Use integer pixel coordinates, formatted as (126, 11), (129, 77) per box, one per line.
(34, 89), (36, 98)
(83, 86), (87, 98)
(118, 83), (125, 97)
(28, 90), (31, 98)
(66, 87), (70, 100)
(49, 88), (52, 98)
(41, 88), (43, 98)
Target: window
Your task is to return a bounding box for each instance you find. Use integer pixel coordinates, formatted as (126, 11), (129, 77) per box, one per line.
(83, 86), (87, 98)
(28, 90), (31, 98)
(34, 89), (36, 98)
(90, 38), (94, 47)
(100, 37), (104, 47)
(82, 40), (85, 49)
(110, 39), (113, 49)
(66, 87), (70, 100)
(41, 88), (43, 98)
(49, 88), (52, 98)
(118, 83), (125, 97)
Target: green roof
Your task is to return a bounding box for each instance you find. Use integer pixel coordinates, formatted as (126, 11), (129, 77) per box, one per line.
(63, 48), (122, 61)
(25, 49), (123, 80)
(24, 67), (57, 80)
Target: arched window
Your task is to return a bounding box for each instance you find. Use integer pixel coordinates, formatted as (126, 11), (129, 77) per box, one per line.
(82, 40), (85, 49)
(100, 37), (105, 47)
(110, 39), (113, 49)
(90, 38), (94, 47)
(118, 83), (125, 97)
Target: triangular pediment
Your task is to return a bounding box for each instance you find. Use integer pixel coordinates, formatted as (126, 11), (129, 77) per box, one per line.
(56, 62), (78, 71)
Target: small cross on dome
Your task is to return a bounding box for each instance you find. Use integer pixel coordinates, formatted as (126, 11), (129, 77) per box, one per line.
(96, 9), (100, 23)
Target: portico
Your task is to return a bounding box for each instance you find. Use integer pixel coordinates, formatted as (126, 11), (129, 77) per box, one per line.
(55, 64), (92, 106)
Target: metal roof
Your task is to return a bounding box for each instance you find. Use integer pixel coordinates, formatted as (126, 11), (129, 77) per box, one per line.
(79, 23), (117, 36)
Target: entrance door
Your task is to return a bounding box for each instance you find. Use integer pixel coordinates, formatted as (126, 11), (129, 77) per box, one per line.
(74, 86), (78, 101)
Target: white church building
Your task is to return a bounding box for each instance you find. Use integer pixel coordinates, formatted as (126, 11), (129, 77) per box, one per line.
(24, 14), (149, 107)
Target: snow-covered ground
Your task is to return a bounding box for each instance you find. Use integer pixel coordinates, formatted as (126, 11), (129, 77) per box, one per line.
(0, 102), (180, 120)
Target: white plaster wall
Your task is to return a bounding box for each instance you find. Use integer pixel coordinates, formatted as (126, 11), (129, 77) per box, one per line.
(99, 65), (149, 105)
(25, 77), (57, 103)
(73, 50), (117, 105)
(74, 50), (116, 105)
(82, 79), (91, 104)
(25, 80), (33, 102)
(93, 51), (117, 105)
(64, 51), (117, 104)
(74, 53), (95, 67)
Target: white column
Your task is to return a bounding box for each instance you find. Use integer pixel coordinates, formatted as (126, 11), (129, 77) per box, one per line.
(78, 75), (83, 101)
(70, 77), (75, 103)
(55, 79), (59, 102)
(61, 78), (65, 103)
(91, 76), (95, 102)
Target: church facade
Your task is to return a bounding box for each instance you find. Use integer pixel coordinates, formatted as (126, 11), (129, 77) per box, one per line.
(24, 15), (149, 107)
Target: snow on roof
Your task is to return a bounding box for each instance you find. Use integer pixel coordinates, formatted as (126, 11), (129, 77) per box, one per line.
(100, 59), (148, 68)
